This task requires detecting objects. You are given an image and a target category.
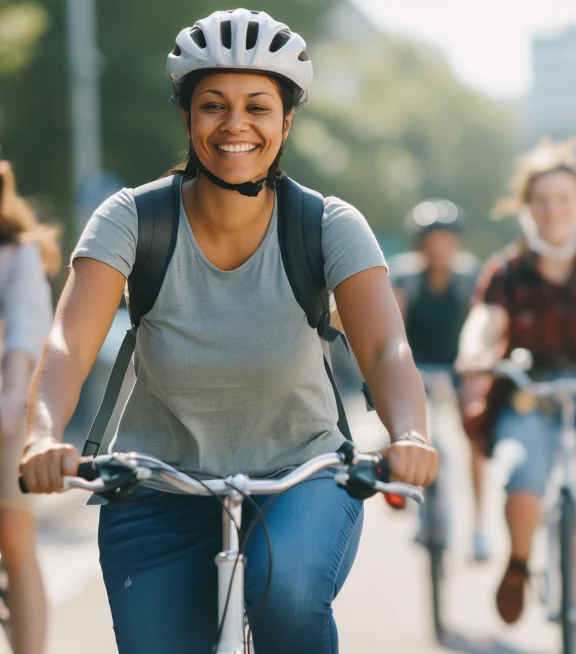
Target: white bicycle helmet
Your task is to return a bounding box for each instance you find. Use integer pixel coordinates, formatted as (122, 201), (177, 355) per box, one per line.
(167, 9), (313, 107)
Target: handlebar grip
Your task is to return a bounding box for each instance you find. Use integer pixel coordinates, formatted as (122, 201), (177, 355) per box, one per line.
(18, 458), (99, 494)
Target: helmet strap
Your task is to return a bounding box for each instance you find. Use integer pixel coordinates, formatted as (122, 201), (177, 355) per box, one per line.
(196, 138), (286, 198)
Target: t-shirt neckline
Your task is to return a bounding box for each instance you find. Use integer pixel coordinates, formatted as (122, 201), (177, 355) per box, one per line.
(179, 191), (278, 274)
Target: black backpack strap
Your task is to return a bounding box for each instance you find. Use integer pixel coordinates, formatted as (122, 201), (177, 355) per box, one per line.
(128, 174), (182, 325)
(276, 177), (373, 441)
(81, 174), (181, 457)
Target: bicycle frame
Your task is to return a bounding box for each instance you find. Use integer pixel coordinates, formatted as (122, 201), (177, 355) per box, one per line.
(217, 491), (246, 654)
(545, 391), (576, 623)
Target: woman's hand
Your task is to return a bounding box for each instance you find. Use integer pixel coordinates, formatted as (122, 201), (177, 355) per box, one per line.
(19, 437), (80, 493)
(383, 438), (440, 487)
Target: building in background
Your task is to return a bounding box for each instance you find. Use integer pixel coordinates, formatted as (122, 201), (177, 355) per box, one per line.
(527, 25), (576, 141)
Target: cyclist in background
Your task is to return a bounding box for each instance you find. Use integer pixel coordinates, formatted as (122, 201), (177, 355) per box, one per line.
(390, 199), (485, 557)
(457, 137), (576, 625)
(0, 155), (61, 654)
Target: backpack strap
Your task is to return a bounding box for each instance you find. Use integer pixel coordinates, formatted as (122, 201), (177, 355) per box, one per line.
(81, 174), (181, 457)
(276, 177), (373, 441)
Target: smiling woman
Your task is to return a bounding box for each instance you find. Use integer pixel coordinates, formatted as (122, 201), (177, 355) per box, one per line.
(20, 8), (438, 654)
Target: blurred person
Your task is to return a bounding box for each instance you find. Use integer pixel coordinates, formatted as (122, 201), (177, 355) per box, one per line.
(389, 200), (485, 555)
(0, 153), (61, 654)
(457, 137), (576, 624)
(19, 9), (438, 653)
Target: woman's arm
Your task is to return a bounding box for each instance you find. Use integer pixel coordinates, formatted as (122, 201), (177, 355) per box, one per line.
(334, 267), (437, 486)
(21, 258), (126, 492)
(456, 303), (509, 371)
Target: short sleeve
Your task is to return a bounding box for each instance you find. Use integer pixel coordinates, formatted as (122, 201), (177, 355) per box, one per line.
(71, 188), (138, 279)
(322, 196), (387, 291)
(473, 254), (510, 310)
(4, 244), (52, 363)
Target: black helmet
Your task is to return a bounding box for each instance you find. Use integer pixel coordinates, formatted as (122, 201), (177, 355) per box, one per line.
(405, 198), (466, 236)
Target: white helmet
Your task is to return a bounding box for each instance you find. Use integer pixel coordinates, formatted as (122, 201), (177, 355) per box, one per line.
(167, 9), (313, 106)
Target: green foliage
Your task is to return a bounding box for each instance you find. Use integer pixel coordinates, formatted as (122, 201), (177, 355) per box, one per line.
(0, 1), (49, 75)
(0, 0), (516, 262)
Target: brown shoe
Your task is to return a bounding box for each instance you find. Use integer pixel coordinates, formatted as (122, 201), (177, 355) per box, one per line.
(496, 558), (529, 624)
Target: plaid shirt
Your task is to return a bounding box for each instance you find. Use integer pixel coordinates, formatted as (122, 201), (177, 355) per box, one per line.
(477, 243), (576, 369)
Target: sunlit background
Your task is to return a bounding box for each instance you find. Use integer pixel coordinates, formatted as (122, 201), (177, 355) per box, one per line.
(3, 0), (576, 271)
(1, 2), (576, 653)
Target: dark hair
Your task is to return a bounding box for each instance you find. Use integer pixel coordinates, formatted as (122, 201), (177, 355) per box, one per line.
(163, 70), (296, 186)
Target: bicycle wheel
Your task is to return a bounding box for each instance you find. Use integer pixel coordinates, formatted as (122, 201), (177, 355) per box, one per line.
(0, 557), (11, 650)
(425, 481), (446, 644)
(560, 487), (576, 654)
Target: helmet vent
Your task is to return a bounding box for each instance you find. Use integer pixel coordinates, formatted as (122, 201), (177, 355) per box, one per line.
(298, 50), (309, 62)
(190, 27), (206, 49)
(246, 21), (259, 50)
(220, 20), (232, 49)
(269, 29), (292, 53)
(172, 44), (182, 57)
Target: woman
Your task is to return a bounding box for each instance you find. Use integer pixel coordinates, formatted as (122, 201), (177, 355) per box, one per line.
(390, 201), (486, 556)
(0, 156), (60, 654)
(458, 137), (576, 625)
(19, 10), (438, 653)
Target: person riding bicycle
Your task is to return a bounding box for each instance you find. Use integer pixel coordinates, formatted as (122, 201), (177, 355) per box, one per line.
(457, 137), (576, 625)
(388, 200), (485, 553)
(18, 10), (438, 654)
(0, 155), (61, 654)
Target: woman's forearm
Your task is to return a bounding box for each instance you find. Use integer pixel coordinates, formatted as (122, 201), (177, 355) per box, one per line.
(26, 337), (86, 445)
(363, 339), (428, 442)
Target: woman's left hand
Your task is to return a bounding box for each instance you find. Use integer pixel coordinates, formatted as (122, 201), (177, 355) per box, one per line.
(382, 438), (440, 487)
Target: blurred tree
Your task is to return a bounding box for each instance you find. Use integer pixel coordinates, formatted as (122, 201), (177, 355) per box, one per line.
(288, 36), (518, 257)
(0, 0), (49, 75)
(0, 0), (517, 262)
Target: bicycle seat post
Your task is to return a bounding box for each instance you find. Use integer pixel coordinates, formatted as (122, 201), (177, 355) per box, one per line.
(215, 479), (247, 653)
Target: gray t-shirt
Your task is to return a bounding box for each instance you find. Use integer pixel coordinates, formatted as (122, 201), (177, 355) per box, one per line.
(73, 184), (386, 477)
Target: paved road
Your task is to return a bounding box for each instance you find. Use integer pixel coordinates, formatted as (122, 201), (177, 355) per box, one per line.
(0, 394), (562, 653)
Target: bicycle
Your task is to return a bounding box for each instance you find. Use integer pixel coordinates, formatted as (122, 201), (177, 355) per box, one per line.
(474, 349), (576, 654)
(415, 367), (453, 645)
(20, 442), (423, 654)
(0, 553), (10, 648)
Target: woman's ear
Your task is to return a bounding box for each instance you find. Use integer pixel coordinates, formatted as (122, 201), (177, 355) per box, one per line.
(283, 110), (295, 140)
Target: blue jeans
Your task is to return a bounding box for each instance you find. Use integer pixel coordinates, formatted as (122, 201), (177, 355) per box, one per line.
(98, 473), (364, 654)
(494, 408), (561, 496)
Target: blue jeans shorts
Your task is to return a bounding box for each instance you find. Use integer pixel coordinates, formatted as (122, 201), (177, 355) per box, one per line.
(494, 407), (561, 497)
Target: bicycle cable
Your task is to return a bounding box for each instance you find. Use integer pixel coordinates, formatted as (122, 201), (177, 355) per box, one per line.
(141, 463), (274, 654)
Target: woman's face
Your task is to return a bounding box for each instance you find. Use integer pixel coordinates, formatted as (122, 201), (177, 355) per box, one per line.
(420, 229), (460, 267)
(529, 170), (576, 246)
(185, 72), (294, 186)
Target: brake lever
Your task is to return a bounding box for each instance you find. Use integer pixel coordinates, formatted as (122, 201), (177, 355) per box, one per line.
(336, 459), (390, 500)
(92, 457), (141, 503)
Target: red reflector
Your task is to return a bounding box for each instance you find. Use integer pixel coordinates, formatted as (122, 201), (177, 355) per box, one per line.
(384, 493), (406, 510)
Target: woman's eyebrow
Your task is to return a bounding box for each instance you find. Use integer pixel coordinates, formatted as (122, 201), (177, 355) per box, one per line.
(198, 89), (273, 98)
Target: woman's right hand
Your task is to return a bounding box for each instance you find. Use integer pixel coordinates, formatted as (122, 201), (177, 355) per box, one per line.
(19, 438), (80, 493)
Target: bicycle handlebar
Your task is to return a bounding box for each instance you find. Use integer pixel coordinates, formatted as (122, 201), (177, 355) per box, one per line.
(464, 349), (576, 398)
(19, 446), (425, 505)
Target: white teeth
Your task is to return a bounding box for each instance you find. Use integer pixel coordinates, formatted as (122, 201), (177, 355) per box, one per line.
(218, 144), (257, 153)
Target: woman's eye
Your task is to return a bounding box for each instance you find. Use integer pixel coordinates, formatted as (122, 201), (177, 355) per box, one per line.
(249, 105), (269, 113)
(201, 103), (224, 111)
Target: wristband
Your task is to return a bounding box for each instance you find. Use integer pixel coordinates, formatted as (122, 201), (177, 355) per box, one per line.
(391, 432), (428, 446)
